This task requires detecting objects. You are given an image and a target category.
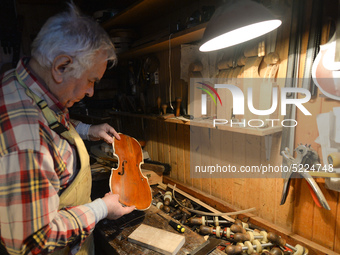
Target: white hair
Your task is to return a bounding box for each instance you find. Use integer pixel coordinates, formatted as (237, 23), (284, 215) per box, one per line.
(31, 2), (117, 78)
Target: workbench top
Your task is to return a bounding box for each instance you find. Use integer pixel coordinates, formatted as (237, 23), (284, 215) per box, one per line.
(94, 205), (226, 255)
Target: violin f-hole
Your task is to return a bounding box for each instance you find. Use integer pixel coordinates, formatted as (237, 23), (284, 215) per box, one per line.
(119, 160), (127, 175)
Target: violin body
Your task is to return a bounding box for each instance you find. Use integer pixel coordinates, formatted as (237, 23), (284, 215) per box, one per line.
(110, 133), (152, 210)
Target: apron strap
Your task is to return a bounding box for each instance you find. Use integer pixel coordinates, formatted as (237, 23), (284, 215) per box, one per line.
(15, 71), (75, 144)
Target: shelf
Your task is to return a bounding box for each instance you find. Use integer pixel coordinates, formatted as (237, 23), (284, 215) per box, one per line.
(101, 0), (203, 30)
(100, 0), (212, 59)
(109, 111), (283, 137)
(118, 22), (207, 59)
(189, 118), (283, 136)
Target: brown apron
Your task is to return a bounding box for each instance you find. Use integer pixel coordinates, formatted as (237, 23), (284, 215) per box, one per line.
(15, 71), (94, 255)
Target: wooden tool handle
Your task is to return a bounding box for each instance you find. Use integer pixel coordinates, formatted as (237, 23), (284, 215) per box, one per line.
(267, 232), (286, 246)
(230, 224), (246, 233)
(328, 152), (340, 167)
(179, 207), (191, 216)
(188, 217), (202, 225)
(234, 219), (243, 226)
(225, 245), (243, 255)
(161, 104), (167, 115)
(163, 191), (172, 205)
(199, 225), (213, 235)
(169, 209), (182, 217)
(270, 247), (284, 255)
(157, 96), (161, 109)
(176, 98), (182, 117)
(233, 232), (250, 242)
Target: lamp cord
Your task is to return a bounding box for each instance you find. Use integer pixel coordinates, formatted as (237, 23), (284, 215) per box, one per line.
(168, 33), (174, 110)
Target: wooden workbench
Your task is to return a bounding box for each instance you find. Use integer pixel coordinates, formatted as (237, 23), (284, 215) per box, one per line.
(94, 205), (226, 255)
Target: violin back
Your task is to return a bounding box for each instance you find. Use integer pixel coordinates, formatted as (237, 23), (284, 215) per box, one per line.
(109, 133), (152, 210)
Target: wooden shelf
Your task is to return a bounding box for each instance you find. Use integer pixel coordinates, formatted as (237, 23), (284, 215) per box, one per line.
(100, 0), (210, 59)
(118, 22), (207, 59)
(189, 118), (283, 136)
(101, 0), (202, 30)
(109, 111), (282, 137)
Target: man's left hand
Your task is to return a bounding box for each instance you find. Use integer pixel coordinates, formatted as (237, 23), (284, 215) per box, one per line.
(88, 123), (120, 143)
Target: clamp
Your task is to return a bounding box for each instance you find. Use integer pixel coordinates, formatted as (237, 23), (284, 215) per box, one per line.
(281, 144), (330, 210)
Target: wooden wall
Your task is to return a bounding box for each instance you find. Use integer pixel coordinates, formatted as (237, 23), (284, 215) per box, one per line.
(113, 0), (340, 253)
(292, 9), (340, 252)
(119, 2), (340, 253)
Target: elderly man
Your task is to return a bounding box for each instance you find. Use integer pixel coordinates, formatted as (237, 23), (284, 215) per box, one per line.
(0, 3), (134, 255)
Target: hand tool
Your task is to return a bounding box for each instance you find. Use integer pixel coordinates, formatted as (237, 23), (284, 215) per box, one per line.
(202, 223), (308, 255)
(189, 216), (231, 226)
(156, 201), (170, 213)
(225, 241), (274, 254)
(199, 225), (268, 243)
(169, 209), (182, 218)
(157, 96), (161, 114)
(157, 212), (185, 233)
(188, 238), (225, 255)
(163, 191), (172, 205)
(301, 0), (322, 98)
(261, 247), (287, 255)
(328, 152), (340, 167)
(161, 104), (167, 115)
(280, 0), (305, 156)
(281, 144), (330, 210)
(175, 97), (182, 117)
(225, 232), (308, 255)
(267, 232), (308, 255)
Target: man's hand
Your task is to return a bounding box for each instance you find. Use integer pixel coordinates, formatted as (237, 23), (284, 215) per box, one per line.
(88, 123), (120, 143)
(101, 192), (135, 220)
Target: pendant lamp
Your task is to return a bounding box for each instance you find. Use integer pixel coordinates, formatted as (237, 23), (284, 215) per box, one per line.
(199, 0), (281, 52)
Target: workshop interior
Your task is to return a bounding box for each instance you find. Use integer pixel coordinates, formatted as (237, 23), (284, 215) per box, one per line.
(1, 0), (340, 254)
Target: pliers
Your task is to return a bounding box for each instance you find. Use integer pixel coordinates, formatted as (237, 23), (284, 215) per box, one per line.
(281, 144), (330, 210)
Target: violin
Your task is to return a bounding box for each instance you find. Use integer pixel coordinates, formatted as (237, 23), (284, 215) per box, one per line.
(109, 133), (152, 210)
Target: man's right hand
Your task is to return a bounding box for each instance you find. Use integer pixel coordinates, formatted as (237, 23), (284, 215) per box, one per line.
(101, 192), (135, 220)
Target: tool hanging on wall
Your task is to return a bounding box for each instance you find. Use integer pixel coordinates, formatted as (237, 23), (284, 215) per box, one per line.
(280, 0), (305, 154)
(301, 0), (323, 97)
(335, 0), (340, 62)
(280, 144), (331, 210)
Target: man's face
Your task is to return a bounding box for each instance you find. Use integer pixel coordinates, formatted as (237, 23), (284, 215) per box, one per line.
(53, 51), (108, 108)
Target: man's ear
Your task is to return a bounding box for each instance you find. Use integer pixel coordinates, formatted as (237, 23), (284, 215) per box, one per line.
(51, 55), (73, 83)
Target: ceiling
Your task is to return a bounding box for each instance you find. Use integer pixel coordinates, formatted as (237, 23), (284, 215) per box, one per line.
(15, 0), (140, 15)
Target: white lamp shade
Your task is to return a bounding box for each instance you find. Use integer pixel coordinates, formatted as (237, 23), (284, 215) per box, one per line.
(199, 0), (281, 52)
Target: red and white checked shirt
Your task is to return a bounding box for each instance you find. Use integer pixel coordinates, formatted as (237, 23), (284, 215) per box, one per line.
(0, 58), (98, 254)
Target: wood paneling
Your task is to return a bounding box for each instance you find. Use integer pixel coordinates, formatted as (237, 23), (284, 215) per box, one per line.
(114, 0), (340, 252)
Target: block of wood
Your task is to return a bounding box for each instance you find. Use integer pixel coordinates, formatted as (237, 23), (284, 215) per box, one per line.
(128, 224), (185, 255)
(141, 169), (163, 185)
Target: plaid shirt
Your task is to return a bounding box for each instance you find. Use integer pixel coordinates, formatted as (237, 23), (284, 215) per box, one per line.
(0, 58), (97, 254)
